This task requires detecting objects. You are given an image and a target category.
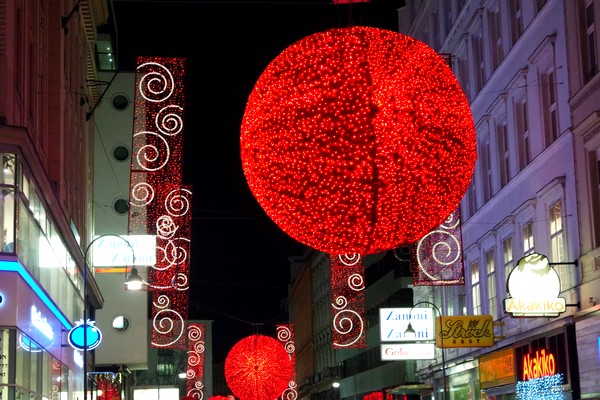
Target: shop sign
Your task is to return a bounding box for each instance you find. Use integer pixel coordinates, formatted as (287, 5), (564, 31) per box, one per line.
(379, 307), (434, 342)
(479, 348), (516, 389)
(380, 343), (435, 360)
(68, 319), (103, 351)
(504, 252), (566, 317)
(91, 235), (156, 268)
(0, 329), (8, 382)
(436, 315), (494, 348)
(522, 348), (556, 381)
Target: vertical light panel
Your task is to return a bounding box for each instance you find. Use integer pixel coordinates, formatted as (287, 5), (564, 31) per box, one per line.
(185, 323), (206, 398)
(410, 209), (465, 285)
(330, 254), (366, 348)
(129, 56), (192, 348)
(276, 324), (297, 400)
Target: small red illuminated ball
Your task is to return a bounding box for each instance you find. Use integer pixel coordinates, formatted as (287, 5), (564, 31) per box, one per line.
(224, 335), (292, 400)
(241, 26), (476, 254)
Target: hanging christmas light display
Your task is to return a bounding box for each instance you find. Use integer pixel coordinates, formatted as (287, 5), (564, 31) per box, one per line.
(241, 26), (476, 348)
(129, 56), (193, 348)
(241, 26), (476, 255)
(225, 335), (293, 400)
(276, 324), (297, 400)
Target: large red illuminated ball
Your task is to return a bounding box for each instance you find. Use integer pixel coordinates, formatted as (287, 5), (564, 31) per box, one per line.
(224, 335), (292, 400)
(241, 26), (476, 254)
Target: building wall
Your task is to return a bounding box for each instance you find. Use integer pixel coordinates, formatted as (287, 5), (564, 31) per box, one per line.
(0, 0), (108, 399)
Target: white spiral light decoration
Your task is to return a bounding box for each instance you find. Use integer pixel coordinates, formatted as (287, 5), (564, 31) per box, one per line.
(133, 131), (171, 172)
(137, 62), (175, 103)
(156, 105), (184, 136)
(165, 188), (192, 217)
(151, 295), (185, 347)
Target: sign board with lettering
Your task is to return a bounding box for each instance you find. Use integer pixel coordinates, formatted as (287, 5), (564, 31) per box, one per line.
(91, 235), (156, 268)
(0, 329), (8, 383)
(479, 348), (516, 388)
(436, 315), (494, 348)
(504, 252), (566, 317)
(379, 307), (434, 342)
(380, 343), (435, 360)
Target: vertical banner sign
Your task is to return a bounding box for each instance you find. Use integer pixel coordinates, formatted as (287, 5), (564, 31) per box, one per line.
(411, 209), (465, 285)
(277, 324), (297, 400)
(330, 255), (366, 348)
(129, 56), (192, 348)
(185, 324), (206, 399)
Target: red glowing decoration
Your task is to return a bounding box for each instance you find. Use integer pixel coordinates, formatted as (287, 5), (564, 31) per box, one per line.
(241, 26), (476, 255)
(225, 335), (293, 400)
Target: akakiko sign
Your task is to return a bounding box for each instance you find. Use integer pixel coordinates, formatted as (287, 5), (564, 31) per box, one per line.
(522, 348), (556, 381)
(380, 343), (435, 360)
(379, 308), (434, 342)
(504, 252), (566, 317)
(436, 315), (494, 348)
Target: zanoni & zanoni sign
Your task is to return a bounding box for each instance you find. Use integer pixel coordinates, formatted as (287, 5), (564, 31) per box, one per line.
(504, 252), (566, 317)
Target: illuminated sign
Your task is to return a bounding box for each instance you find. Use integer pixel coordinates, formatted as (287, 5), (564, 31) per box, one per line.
(522, 348), (556, 381)
(504, 253), (566, 317)
(479, 348), (516, 389)
(18, 334), (42, 352)
(68, 320), (103, 351)
(436, 315), (494, 348)
(380, 343), (435, 360)
(91, 235), (156, 267)
(0, 261), (72, 330)
(31, 305), (55, 342)
(379, 307), (434, 342)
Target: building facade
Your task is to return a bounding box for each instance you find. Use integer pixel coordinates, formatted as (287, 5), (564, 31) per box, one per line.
(398, 0), (600, 399)
(290, 1), (600, 399)
(0, 1), (109, 400)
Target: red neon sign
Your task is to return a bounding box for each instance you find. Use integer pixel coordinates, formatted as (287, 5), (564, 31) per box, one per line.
(522, 348), (556, 381)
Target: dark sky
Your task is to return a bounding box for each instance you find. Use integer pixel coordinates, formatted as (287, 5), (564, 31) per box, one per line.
(107, 0), (402, 362)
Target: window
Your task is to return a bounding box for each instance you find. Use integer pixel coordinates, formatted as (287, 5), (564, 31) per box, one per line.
(456, 41), (471, 100)
(497, 122), (510, 187)
(536, 0), (548, 13)
(583, 0), (598, 80)
(523, 221), (535, 254)
(465, 177), (477, 218)
(471, 260), (481, 315)
(445, 285), (456, 316)
(542, 70), (559, 145)
(473, 30), (486, 93)
(515, 100), (531, 170)
(503, 236), (514, 291)
(480, 138), (493, 202)
(489, 6), (504, 70)
(510, 0), (523, 45)
(549, 201), (565, 262)
(486, 250), (498, 320)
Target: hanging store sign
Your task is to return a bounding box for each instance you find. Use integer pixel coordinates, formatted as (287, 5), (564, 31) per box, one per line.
(504, 252), (566, 317)
(379, 307), (434, 342)
(435, 315), (494, 348)
(68, 319), (103, 351)
(380, 343), (435, 360)
(91, 235), (156, 267)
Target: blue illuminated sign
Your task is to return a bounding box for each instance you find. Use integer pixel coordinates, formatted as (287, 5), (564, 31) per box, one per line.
(18, 334), (42, 352)
(68, 319), (103, 351)
(0, 260), (72, 330)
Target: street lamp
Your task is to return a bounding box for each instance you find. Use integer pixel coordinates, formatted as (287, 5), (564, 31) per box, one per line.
(80, 234), (136, 400)
(405, 301), (447, 400)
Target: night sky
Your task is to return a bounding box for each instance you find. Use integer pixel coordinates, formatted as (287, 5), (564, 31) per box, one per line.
(106, 0), (402, 362)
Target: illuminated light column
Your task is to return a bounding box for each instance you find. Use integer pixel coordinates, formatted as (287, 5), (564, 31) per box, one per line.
(330, 254), (365, 348)
(129, 56), (192, 349)
(410, 209), (465, 286)
(185, 323), (206, 398)
(276, 324), (297, 400)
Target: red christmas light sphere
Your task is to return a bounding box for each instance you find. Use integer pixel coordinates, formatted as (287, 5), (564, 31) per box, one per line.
(241, 26), (476, 254)
(224, 335), (292, 400)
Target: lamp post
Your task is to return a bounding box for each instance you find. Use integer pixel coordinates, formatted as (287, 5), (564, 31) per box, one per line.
(405, 301), (447, 400)
(81, 234), (136, 400)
